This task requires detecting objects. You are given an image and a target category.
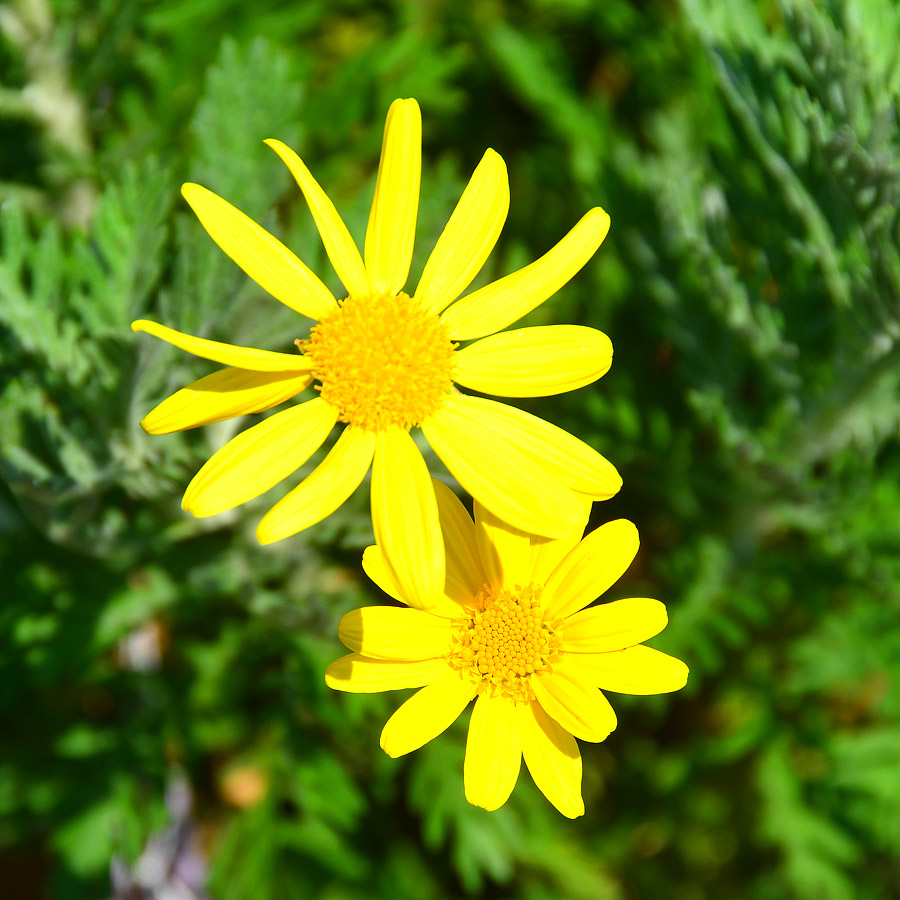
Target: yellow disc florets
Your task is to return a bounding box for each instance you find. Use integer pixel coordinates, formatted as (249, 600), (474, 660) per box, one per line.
(302, 291), (456, 432)
(450, 583), (560, 702)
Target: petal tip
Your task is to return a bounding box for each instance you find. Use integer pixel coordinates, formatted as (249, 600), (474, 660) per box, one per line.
(323, 662), (346, 690)
(588, 205), (611, 230)
(181, 494), (204, 517)
(550, 791), (586, 818)
(465, 795), (505, 813)
(263, 137), (293, 159)
(139, 414), (163, 435)
(379, 733), (405, 759)
(608, 470), (624, 495)
(255, 521), (278, 545)
(482, 146), (508, 172)
(611, 518), (639, 543)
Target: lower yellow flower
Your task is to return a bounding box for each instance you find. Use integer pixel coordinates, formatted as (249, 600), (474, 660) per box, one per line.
(325, 481), (688, 818)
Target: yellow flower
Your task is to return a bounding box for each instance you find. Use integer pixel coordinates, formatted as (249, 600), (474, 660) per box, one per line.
(132, 98), (619, 606)
(325, 481), (688, 817)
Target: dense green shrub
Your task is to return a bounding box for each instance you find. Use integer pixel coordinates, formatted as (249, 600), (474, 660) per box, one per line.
(2, 1), (899, 897)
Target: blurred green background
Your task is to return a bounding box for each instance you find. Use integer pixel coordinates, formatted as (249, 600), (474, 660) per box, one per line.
(3, 0), (900, 897)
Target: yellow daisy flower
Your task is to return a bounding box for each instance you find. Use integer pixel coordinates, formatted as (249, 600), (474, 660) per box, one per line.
(132, 98), (619, 607)
(325, 481), (688, 818)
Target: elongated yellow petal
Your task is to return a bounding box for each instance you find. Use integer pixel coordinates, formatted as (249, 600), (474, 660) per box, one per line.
(325, 653), (451, 693)
(542, 519), (639, 619)
(181, 183), (337, 320)
(361, 545), (472, 618)
(441, 207), (611, 341)
(132, 320), (314, 372)
(337, 607), (452, 660)
(380, 670), (477, 757)
(264, 138), (370, 298)
(473, 499), (533, 590)
(566, 645), (688, 695)
(416, 149), (509, 316)
(561, 598), (668, 652)
(363, 478), (485, 615)
(464, 693), (522, 812)
(457, 396), (620, 500)
(517, 698), (583, 818)
(140, 367), (310, 434)
(422, 396), (586, 539)
(361, 544), (409, 605)
(432, 480), (486, 606)
(454, 325), (613, 398)
(365, 99), (421, 295)
(255, 426), (375, 544)
(531, 670), (617, 743)
(371, 429), (444, 611)
(183, 399), (337, 517)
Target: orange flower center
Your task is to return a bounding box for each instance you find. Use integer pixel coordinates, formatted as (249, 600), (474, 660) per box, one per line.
(450, 583), (560, 702)
(302, 291), (456, 432)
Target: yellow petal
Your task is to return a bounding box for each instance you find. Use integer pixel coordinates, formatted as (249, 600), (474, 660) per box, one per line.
(255, 426), (375, 544)
(561, 598), (668, 652)
(361, 545), (472, 618)
(567, 645), (688, 695)
(416, 149), (509, 316)
(542, 520), (639, 620)
(458, 397), (620, 500)
(454, 325), (613, 397)
(362, 480), (484, 616)
(183, 398), (338, 517)
(140, 367), (311, 434)
(380, 670), (477, 758)
(371, 429), (445, 612)
(361, 544), (409, 605)
(337, 607), (452, 660)
(464, 693), (522, 812)
(365, 99), (421, 295)
(422, 395), (586, 539)
(440, 207), (611, 341)
(264, 138), (370, 298)
(531, 670), (617, 743)
(181, 183), (337, 320)
(473, 499), (533, 590)
(432, 480), (486, 606)
(132, 320), (315, 372)
(325, 653), (450, 693)
(517, 698), (583, 818)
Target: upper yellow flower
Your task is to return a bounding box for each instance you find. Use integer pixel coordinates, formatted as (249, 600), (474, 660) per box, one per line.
(132, 98), (619, 607)
(326, 481), (688, 818)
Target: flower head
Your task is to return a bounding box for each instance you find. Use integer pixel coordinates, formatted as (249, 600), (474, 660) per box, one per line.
(325, 481), (688, 817)
(132, 99), (619, 607)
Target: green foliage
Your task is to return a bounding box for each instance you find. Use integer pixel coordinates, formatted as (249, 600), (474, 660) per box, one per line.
(2, 0), (900, 898)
